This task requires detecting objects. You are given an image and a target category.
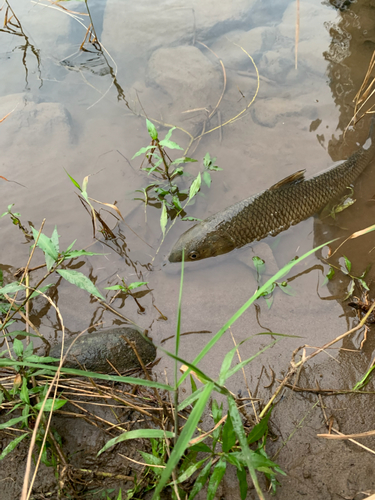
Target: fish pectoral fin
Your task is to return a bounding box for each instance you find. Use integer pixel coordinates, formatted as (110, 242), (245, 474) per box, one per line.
(268, 169), (306, 191)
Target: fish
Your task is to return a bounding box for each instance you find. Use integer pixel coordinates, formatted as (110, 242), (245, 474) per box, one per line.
(168, 121), (375, 262)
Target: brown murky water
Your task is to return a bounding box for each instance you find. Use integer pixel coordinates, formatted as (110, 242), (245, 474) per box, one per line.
(1, 0), (375, 498)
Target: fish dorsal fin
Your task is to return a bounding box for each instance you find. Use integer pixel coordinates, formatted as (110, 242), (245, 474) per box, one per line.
(268, 169), (306, 191)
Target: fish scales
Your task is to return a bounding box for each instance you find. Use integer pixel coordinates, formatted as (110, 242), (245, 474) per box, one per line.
(168, 123), (375, 262)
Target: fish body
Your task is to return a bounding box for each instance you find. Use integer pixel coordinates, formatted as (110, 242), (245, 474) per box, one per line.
(169, 125), (375, 262)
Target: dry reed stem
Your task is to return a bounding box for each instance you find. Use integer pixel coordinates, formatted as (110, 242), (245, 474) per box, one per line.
(230, 328), (259, 422)
(259, 301), (375, 420)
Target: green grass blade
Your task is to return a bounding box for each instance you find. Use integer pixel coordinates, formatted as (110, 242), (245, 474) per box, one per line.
(188, 459), (212, 499)
(0, 359), (173, 390)
(227, 395), (264, 500)
(98, 429), (174, 457)
(152, 382), (215, 499)
(178, 240), (335, 387)
(0, 432), (29, 460)
(207, 458), (226, 500)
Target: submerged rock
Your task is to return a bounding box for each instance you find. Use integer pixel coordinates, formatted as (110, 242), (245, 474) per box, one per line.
(49, 327), (156, 374)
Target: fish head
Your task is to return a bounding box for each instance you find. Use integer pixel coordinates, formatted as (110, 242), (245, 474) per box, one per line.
(168, 221), (236, 262)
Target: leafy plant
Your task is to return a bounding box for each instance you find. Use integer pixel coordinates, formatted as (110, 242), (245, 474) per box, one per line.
(322, 255), (370, 300)
(252, 256), (296, 308)
(133, 119), (222, 232)
(1, 204), (32, 237)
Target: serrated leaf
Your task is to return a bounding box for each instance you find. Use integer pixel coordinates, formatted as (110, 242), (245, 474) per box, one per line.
(0, 432), (29, 460)
(160, 201), (168, 236)
(189, 172), (201, 200)
(146, 119), (158, 140)
(56, 269), (105, 300)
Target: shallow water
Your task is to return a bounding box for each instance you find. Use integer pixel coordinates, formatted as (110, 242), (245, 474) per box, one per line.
(1, 0), (375, 495)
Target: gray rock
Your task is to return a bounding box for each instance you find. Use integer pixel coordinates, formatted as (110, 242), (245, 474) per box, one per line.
(211, 26), (277, 70)
(101, 0), (258, 79)
(49, 327), (157, 373)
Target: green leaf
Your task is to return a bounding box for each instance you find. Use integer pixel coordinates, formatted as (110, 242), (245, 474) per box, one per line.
(188, 459), (212, 499)
(159, 139), (183, 150)
(247, 410), (272, 444)
(50, 226), (60, 255)
(189, 173), (201, 200)
(152, 382), (214, 499)
(104, 285), (124, 291)
(253, 256), (266, 277)
(98, 429), (174, 456)
(0, 282), (23, 296)
(20, 378), (30, 405)
(33, 399), (67, 411)
(29, 283), (54, 300)
(163, 127), (175, 142)
(160, 201), (168, 236)
(64, 169), (82, 191)
(13, 338), (24, 357)
(181, 216), (202, 222)
(0, 269), (3, 287)
(172, 195), (182, 211)
(127, 281), (148, 291)
(203, 152), (211, 168)
(172, 459), (207, 484)
(0, 432), (29, 460)
(146, 119), (158, 140)
(31, 227), (58, 268)
(171, 157), (198, 165)
(343, 279), (355, 301)
(0, 358), (173, 391)
(237, 467), (248, 500)
(207, 459), (226, 500)
(0, 414), (30, 430)
(357, 278), (370, 291)
(56, 269), (105, 301)
(222, 412), (236, 452)
(344, 255), (352, 273)
(277, 282), (296, 296)
(132, 145), (155, 159)
(227, 396), (263, 499)
(63, 250), (104, 259)
(189, 442), (212, 453)
(203, 171), (211, 188)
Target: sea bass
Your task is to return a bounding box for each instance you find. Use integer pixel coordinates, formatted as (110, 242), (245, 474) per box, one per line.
(169, 123), (375, 262)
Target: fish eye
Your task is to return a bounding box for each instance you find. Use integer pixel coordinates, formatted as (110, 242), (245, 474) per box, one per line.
(189, 251), (199, 260)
